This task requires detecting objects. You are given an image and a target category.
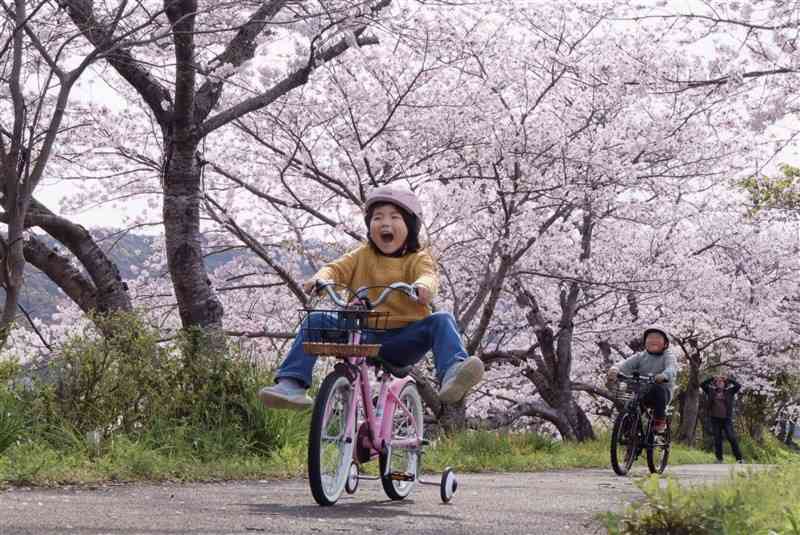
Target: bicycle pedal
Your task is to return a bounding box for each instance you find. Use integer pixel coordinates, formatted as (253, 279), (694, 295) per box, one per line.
(389, 472), (415, 482)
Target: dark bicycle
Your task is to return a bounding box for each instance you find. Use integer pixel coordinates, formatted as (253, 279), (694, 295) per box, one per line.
(609, 372), (671, 476)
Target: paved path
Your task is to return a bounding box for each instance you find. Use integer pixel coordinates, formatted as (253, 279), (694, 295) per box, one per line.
(0, 464), (761, 535)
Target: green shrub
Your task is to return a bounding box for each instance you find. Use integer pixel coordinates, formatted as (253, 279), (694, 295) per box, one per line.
(49, 312), (176, 435)
(35, 314), (276, 446)
(604, 465), (800, 535)
(0, 359), (26, 454)
(0, 440), (57, 485)
(242, 386), (309, 454)
(0, 311), (302, 458)
(0, 391), (25, 455)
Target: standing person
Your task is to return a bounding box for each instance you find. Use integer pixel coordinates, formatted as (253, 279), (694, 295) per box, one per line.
(701, 374), (745, 464)
(258, 185), (485, 409)
(607, 325), (677, 434)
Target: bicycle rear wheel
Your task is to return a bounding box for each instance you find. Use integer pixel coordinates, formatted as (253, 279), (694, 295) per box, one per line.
(308, 369), (357, 506)
(647, 417), (671, 474)
(379, 382), (423, 500)
(610, 411), (639, 476)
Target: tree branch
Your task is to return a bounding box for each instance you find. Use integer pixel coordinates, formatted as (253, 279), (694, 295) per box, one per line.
(199, 27), (382, 136)
(194, 0), (289, 123)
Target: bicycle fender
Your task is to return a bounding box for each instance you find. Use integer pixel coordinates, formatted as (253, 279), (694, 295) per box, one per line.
(379, 376), (416, 443)
(389, 375), (415, 398)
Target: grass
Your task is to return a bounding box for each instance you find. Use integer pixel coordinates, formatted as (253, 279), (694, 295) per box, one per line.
(602, 464), (800, 535)
(0, 433), (309, 487)
(5, 422), (795, 487)
(2, 314), (794, 490)
(421, 430), (718, 473)
(4, 421), (797, 534)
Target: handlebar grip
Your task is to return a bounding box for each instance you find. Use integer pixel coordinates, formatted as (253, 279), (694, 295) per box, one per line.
(406, 285), (420, 301)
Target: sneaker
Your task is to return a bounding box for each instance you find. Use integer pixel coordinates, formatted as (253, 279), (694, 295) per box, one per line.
(439, 356), (485, 403)
(653, 419), (667, 434)
(258, 382), (313, 410)
(736, 459), (745, 464)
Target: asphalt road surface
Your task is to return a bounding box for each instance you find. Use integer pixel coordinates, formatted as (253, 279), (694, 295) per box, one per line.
(0, 464), (760, 535)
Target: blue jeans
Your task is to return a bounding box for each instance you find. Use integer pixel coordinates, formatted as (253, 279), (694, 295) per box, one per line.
(710, 417), (743, 461)
(276, 311), (468, 388)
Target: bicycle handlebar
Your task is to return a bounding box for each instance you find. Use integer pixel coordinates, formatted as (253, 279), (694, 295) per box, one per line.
(616, 372), (659, 384)
(314, 281), (419, 309)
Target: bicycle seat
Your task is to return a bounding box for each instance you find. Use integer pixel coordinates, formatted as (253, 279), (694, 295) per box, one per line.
(373, 357), (414, 378)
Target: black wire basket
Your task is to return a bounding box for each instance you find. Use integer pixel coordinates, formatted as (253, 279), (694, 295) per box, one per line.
(611, 382), (637, 404)
(299, 308), (389, 358)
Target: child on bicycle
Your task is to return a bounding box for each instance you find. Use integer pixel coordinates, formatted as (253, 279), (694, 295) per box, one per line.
(606, 325), (677, 433)
(259, 185), (485, 410)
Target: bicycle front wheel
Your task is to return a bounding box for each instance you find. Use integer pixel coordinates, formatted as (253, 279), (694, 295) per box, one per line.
(379, 382), (423, 500)
(610, 411), (639, 476)
(647, 418), (671, 474)
(308, 369), (357, 506)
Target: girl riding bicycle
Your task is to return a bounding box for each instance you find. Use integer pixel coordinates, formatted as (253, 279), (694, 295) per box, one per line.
(607, 325), (677, 434)
(259, 185), (485, 410)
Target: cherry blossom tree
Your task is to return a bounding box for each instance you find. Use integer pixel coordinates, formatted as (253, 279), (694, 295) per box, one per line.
(0, 0), (135, 350)
(4, 0), (798, 441)
(53, 0), (397, 334)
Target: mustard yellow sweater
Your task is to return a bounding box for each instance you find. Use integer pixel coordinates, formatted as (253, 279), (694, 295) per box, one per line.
(314, 244), (439, 328)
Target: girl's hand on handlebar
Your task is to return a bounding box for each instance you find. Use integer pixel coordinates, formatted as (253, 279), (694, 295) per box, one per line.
(303, 278), (332, 294)
(415, 284), (432, 305)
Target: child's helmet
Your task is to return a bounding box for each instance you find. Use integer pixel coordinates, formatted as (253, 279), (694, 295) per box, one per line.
(364, 185), (423, 239)
(364, 185), (423, 220)
(643, 325), (670, 348)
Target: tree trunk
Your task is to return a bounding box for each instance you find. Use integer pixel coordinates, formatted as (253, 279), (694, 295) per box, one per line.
(548, 406), (578, 441)
(22, 234), (99, 313)
(0, 222), (25, 349)
(525, 369), (596, 442)
(565, 398), (595, 441)
(161, 0), (222, 332)
(163, 143), (223, 330)
(411, 370), (469, 434)
(25, 200), (131, 313)
(0, 0), (27, 351)
(438, 400), (467, 434)
(747, 416), (765, 443)
(676, 357), (701, 444)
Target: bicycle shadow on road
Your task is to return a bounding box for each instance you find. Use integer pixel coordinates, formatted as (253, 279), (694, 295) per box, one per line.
(239, 498), (459, 521)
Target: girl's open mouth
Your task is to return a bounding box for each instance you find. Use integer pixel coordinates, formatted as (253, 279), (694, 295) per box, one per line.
(380, 231), (395, 243)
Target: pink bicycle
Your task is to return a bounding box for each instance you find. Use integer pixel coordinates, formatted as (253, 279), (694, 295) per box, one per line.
(302, 281), (457, 506)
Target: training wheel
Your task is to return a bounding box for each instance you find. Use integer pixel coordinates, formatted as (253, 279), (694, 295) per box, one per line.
(345, 462), (359, 495)
(440, 467), (457, 503)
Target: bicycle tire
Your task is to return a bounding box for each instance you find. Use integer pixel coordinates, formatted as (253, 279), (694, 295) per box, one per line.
(611, 411), (639, 476)
(308, 369), (357, 506)
(379, 382), (423, 500)
(647, 417), (671, 474)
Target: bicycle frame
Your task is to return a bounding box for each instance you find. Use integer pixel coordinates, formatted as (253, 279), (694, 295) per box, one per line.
(323, 329), (422, 467)
(620, 381), (655, 439)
